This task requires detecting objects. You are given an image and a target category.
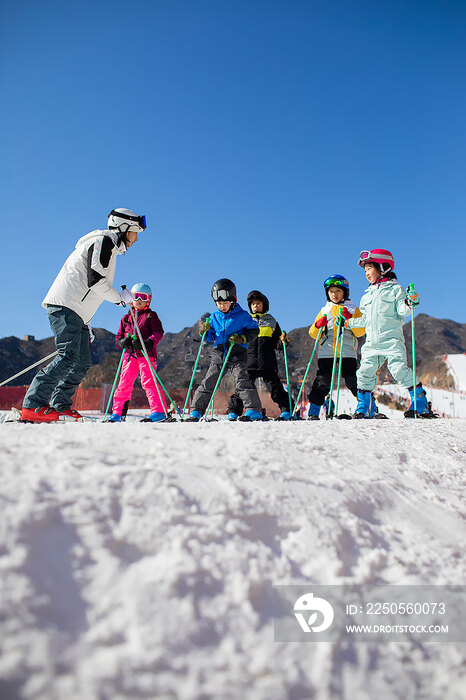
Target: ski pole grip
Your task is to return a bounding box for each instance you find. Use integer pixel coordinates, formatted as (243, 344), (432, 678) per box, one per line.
(408, 283), (415, 291)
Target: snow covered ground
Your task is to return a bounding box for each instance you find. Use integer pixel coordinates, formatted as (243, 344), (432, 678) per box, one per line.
(0, 408), (465, 699)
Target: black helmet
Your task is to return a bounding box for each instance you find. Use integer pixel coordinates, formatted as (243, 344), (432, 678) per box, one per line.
(247, 290), (269, 313)
(211, 278), (237, 303)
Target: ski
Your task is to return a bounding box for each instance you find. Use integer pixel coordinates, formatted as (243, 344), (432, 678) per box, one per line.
(140, 413), (177, 423)
(6, 407), (98, 424)
(404, 401), (438, 419)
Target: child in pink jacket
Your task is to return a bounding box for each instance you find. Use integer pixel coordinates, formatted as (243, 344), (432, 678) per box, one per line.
(108, 283), (167, 422)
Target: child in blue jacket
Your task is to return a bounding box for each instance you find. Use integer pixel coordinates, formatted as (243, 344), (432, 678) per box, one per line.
(186, 279), (263, 421)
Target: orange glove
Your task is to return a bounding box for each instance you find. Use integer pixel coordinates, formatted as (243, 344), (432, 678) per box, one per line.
(280, 331), (290, 345)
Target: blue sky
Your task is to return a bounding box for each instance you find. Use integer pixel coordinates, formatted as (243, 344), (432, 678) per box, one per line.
(2, 0), (465, 339)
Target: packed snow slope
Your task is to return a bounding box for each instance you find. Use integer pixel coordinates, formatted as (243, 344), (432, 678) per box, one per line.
(445, 354), (466, 393)
(0, 416), (465, 700)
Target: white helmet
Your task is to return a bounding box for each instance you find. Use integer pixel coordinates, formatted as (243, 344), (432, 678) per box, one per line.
(108, 208), (146, 234)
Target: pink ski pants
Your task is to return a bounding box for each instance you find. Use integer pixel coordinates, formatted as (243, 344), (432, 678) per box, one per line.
(112, 354), (167, 414)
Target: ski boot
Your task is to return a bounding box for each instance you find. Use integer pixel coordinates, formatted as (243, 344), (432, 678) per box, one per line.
(404, 384), (435, 418)
(307, 403), (321, 421)
(185, 410), (202, 422)
(20, 405), (61, 423)
(105, 413), (122, 423)
(238, 409), (263, 422)
(353, 390), (371, 419)
(228, 412), (239, 421)
(141, 411), (170, 423)
(276, 410), (291, 421)
(369, 394), (388, 420)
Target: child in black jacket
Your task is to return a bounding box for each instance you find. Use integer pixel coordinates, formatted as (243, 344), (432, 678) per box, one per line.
(228, 290), (292, 420)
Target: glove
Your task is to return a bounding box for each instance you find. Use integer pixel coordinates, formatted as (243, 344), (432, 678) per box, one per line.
(120, 288), (135, 306)
(280, 332), (290, 346)
(406, 290), (420, 307)
(116, 333), (133, 349)
(229, 334), (246, 344)
(315, 315), (328, 329)
(341, 307), (352, 320)
(132, 336), (154, 352)
(199, 319), (211, 335)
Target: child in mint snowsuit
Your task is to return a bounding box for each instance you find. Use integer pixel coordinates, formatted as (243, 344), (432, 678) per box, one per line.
(345, 249), (431, 418)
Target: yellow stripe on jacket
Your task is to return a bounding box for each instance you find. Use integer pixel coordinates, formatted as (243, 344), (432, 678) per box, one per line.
(258, 325), (274, 337)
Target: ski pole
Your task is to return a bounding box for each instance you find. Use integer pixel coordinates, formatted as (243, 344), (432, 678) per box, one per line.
(103, 348), (125, 421)
(327, 318), (342, 420)
(281, 332), (293, 416)
(126, 301), (179, 418)
(291, 327), (323, 418)
(202, 342), (234, 421)
(181, 331), (208, 420)
(334, 317), (345, 418)
(408, 283), (417, 418)
(0, 350), (58, 387)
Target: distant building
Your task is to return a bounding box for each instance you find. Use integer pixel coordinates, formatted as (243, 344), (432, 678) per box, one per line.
(23, 335), (35, 342)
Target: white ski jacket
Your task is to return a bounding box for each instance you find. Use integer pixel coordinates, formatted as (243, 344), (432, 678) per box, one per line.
(42, 230), (126, 324)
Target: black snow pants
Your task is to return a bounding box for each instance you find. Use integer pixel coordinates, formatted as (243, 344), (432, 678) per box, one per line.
(308, 357), (358, 406)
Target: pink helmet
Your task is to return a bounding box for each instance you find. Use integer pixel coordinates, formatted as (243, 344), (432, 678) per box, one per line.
(358, 249), (395, 273)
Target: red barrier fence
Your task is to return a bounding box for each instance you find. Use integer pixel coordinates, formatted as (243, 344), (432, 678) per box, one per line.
(0, 385), (281, 417)
(0, 386), (28, 410)
(0, 385), (150, 411)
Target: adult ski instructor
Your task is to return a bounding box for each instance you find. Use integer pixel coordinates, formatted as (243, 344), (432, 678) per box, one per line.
(21, 208), (147, 423)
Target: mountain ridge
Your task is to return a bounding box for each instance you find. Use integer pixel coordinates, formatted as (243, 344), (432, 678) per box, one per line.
(1, 314), (465, 392)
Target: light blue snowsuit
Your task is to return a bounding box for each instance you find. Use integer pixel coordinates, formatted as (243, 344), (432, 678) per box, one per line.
(347, 279), (415, 391)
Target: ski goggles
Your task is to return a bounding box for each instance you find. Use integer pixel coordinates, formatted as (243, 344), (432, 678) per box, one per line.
(212, 289), (234, 301)
(133, 292), (151, 301)
(324, 277), (348, 288)
(358, 251), (372, 265)
(109, 210), (146, 230)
